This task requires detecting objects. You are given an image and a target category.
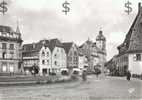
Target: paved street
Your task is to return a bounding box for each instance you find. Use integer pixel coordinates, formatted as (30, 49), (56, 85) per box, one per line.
(0, 75), (141, 100)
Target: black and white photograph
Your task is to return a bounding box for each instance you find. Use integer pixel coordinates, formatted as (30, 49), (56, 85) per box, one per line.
(0, 0), (142, 100)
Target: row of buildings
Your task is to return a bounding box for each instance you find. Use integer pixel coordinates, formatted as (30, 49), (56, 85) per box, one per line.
(106, 3), (142, 76)
(0, 24), (107, 75)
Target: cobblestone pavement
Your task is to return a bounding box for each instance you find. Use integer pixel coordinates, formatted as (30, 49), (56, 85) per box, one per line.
(0, 75), (142, 100)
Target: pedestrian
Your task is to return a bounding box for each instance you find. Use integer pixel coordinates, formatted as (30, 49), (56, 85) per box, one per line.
(82, 70), (87, 81)
(126, 70), (131, 81)
(95, 68), (101, 78)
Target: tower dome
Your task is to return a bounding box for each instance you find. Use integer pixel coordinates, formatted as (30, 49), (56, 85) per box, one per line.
(96, 30), (106, 41)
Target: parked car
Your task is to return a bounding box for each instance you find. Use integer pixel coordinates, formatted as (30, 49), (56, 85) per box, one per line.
(72, 68), (82, 76)
(49, 72), (56, 75)
(60, 68), (69, 76)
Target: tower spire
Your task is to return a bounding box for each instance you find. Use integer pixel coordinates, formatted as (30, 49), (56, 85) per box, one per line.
(16, 20), (20, 33)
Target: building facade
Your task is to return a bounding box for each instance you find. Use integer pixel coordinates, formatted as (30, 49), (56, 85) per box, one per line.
(109, 3), (142, 76)
(79, 30), (106, 72)
(51, 39), (67, 74)
(63, 42), (78, 72)
(22, 39), (66, 75)
(0, 25), (23, 74)
(127, 3), (142, 75)
(96, 30), (107, 67)
(39, 45), (52, 75)
(78, 51), (88, 70)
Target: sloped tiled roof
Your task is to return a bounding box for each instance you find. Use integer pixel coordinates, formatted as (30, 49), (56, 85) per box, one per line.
(0, 25), (22, 43)
(0, 25), (13, 33)
(49, 38), (63, 52)
(128, 3), (142, 53)
(22, 38), (63, 53)
(23, 39), (49, 52)
(79, 39), (93, 48)
(63, 42), (73, 54)
(117, 3), (142, 54)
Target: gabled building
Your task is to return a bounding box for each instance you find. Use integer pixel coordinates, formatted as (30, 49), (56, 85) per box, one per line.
(78, 49), (88, 70)
(39, 40), (51, 75)
(22, 39), (66, 75)
(0, 25), (23, 74)
(113, 3), (142, 76)
(127, 3), (142, 75)
(79, 30), (106, 72)
(63, 42), (78, 72)
(49, 39), (66, 74)
(22, 40), (50, 75)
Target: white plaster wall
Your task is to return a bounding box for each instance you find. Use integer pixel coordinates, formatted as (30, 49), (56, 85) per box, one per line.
(51, 47), (66, 73)
(129, 54), (142, 75)
(78, 56), (84, 69)
(39, 46), (51, 74)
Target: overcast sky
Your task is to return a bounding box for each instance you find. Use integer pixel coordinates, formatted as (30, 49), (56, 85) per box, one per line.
(0, 0), (142, 60)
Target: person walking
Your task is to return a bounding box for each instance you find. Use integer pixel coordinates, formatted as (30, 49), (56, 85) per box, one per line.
(82, 70), (87, 81)
(126, 70), (131, 81)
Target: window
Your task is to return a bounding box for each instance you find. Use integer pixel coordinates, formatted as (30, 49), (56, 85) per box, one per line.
(42, 60), (45, 65)
(54, 61), (57, 66)
(42, 69), (47, 74)
(9, 63), (14, 72)
(10, 52), (14, 59)
(47, 60), (49, 65)
(136, 54), (141, 61)
(47, 52), (49, 57)
(42, 51), (45, 57)
(2, 52), (6, 59)
(9, 44), (14, 50)
(2, 43), (6, 49)
(2, 63), (7, 72)
(54, 54), (57, 58)
(74, 51), (77, 56)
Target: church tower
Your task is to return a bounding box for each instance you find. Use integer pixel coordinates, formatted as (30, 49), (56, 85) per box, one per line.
(96, 30), (106, 53)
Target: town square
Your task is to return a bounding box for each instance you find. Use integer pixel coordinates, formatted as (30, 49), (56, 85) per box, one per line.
(0, 0), (142, 100)
(0, 75), (142, 100)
